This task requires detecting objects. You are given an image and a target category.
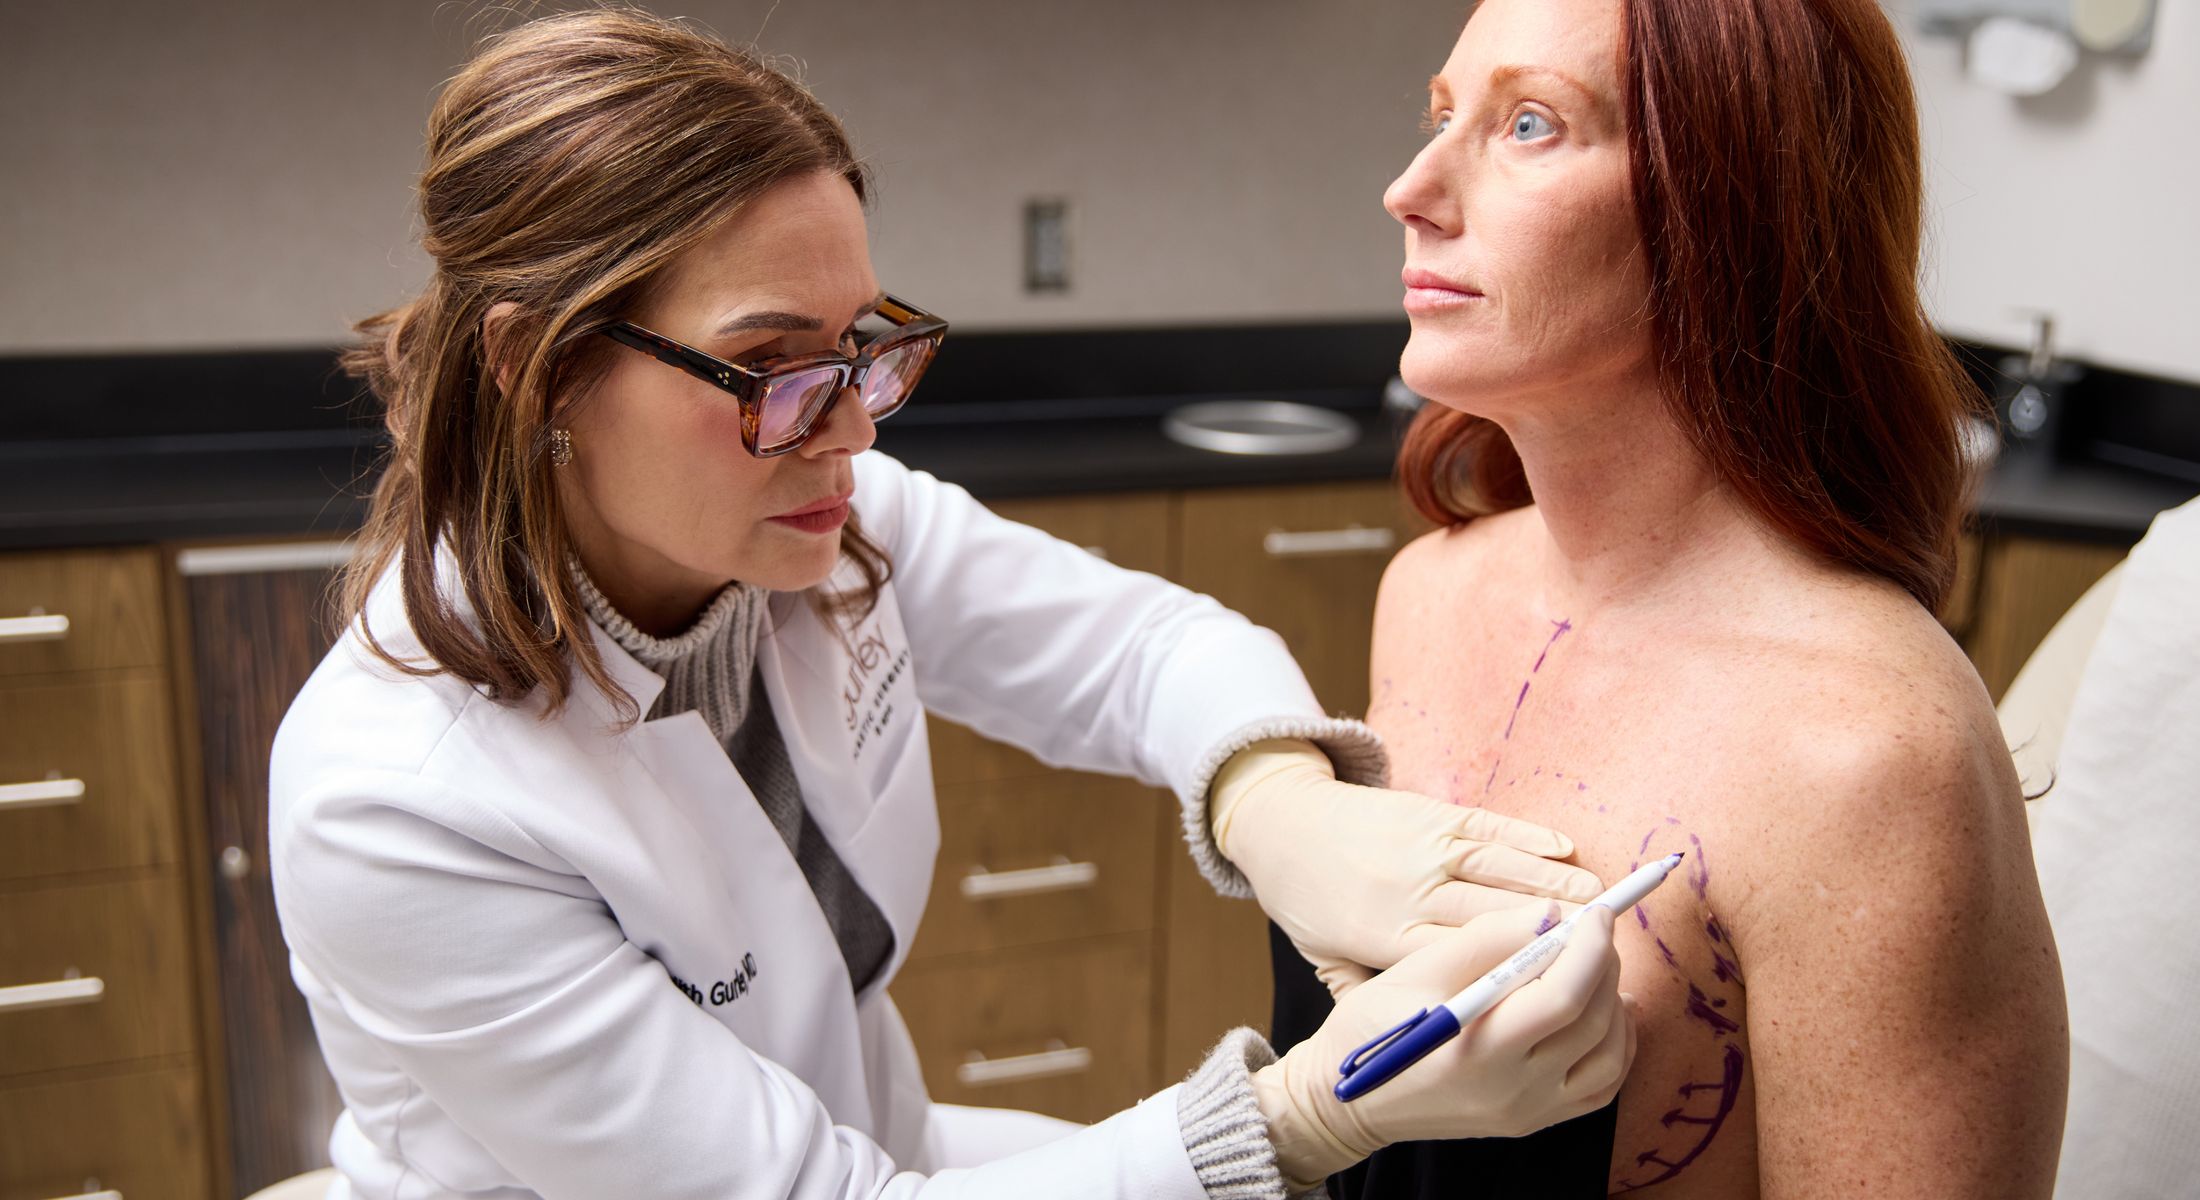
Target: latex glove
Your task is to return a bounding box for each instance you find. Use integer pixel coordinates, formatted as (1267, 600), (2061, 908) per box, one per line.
(1252, 904), (1635, 1191)
(1211, 739), (1604, 994)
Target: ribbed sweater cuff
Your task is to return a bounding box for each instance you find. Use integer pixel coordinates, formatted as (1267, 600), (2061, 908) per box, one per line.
(1179, 716), (1389, 899)
(1178, 1028), (1311, 1199)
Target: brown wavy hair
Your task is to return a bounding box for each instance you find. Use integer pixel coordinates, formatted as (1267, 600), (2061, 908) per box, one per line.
(339, 7), (889, 722)
(1398, 0), (1984, 613)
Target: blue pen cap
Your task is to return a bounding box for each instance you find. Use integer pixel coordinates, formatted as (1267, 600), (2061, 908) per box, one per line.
(1334, 1005), (1464, 1102)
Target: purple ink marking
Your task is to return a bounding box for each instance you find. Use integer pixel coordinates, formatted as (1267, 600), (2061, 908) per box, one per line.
(1502, 680), (1532, 739)
(1534, 903), (1561, 936)
(1664, 815), (1681, 826)
(1577, 781), (1588, 792)
(1683, 983), (1741, 1036)
(1620, 1045), (1746, 1190)
(1531, 618), (1573, 672)
(1482, 763), (1499, 794)
(1638, 830), (1657, 857)
(1618, 821), (1749, 1192)
(1598, 804), (1608, 813)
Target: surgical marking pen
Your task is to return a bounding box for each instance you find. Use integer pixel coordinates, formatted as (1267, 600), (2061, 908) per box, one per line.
(1335, 851), (1684, 1102)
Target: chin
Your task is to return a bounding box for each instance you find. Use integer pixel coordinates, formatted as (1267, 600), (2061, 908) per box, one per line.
(742, 533), (844, 593)
(1400, 332), (1500, 417)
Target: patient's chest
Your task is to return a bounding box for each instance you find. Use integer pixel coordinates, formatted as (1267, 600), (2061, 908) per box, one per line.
(1370, 611), (1765, 1198)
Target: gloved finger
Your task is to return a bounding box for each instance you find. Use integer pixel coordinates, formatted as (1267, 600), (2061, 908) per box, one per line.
(1426, 876), (1594, 935)
(1479, 906), (1618, 1048)
(1565, 988), (1638, 1102)
(1529, 942), (1623, 1067)
(1451, 805), (1576, 859)
(1447, 841), (1606, 904)
(1315, 958), (1377, 1000)
(1381, 902), (1559, 995)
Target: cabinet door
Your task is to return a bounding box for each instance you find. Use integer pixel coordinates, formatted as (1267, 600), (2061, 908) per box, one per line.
(176, 549), (347, 1198)
(1162, 482), (1426, 1078)
(0, 1064), (210, 1200)
(1964, 535), (2130, 702)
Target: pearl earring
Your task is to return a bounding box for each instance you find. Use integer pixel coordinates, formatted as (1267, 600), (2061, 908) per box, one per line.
(550, 429), (574, 466)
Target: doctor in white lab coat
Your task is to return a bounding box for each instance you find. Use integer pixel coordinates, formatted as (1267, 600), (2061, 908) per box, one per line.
(268, 12), (1634, 1200)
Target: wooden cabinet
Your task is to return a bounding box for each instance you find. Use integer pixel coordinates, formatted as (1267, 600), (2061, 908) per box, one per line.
(1962, 534), (2130, 701)
(0, 546), (212, 1200)
(171, 546), (351, 1199)
(897, 482), (1430, 1107)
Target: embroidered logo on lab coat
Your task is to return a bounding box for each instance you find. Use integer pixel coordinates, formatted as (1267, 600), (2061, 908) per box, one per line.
(668, 953), (760, 1007)
(842, 619), (912, 764)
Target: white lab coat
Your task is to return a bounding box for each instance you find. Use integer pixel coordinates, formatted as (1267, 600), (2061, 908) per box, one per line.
(269, 450), (1356, 1200)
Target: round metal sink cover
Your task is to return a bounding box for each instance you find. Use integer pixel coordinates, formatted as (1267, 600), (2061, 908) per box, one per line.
(1161, 400), (1361, 456)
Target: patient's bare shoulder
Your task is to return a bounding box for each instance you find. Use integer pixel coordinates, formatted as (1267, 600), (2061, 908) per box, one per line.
(1703, 579), (2066, 1197)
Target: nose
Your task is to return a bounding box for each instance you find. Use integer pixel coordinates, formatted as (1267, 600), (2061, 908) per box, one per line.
(798, 381), (877, 460)
(1384, 138), (1459, 238)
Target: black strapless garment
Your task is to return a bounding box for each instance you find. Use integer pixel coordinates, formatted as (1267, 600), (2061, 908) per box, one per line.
(1268, 922), (1620, 1199)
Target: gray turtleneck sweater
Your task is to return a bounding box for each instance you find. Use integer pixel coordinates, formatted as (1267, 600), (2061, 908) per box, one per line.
(574, 569), (1307, 1199)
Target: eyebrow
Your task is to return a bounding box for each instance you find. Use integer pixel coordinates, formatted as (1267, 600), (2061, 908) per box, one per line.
(1486, 63), (1598, 104)
(712, 292), (888, 339)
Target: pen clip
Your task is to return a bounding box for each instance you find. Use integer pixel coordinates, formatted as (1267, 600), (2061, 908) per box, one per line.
(1339, 1007), (1432, 1079)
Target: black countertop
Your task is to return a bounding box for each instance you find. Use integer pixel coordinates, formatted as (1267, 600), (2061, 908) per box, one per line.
(1, 394), (2191, 552)
(3, 323), (2195, 552)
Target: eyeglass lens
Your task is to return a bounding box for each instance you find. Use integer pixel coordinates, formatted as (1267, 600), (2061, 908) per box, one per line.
(755, 336), (939, 451)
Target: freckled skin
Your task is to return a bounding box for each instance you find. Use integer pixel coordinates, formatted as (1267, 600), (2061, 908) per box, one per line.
(1368, 510), (2068, 1199)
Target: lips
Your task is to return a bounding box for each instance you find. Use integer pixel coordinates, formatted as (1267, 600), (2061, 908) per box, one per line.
(768, 489), (855, 536)
(773, 490), (854, 519)
(1402, 267), (1483, 296)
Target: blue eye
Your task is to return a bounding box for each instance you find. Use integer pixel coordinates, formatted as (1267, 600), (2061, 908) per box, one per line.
(1511, 110), (1555, 141)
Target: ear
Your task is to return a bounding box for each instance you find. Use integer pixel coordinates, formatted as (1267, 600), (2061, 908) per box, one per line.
(482, 301), (521, 395)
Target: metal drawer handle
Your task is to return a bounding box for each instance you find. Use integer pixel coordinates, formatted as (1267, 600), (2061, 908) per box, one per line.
(0, 778), (87, 811)
(0, 976), (106, 1013)
(960, 857), (1098, 901)
(1262, 527), (1396, 558)
(0, 613), (71, 644)
(957, 1040), (1093, 1088)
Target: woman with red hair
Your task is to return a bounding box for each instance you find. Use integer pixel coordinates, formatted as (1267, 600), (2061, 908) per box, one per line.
(1269, 0), (2069, 1195)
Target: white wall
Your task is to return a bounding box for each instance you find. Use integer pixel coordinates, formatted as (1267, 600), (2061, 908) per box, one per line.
(1894, 1), (2200, 381)
(6, 1), (2193, 382)
(0, 0), (1469, 353)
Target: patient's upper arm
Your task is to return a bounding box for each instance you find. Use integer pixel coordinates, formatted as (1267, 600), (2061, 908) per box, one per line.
(1733, 689), (2067, 1199)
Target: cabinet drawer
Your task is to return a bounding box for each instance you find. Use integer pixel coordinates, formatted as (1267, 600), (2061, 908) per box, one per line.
(891, 934), (1153, 1124)
(0, 1063), (210, 1200)
(1178, 482), (1426, 719)
(0, 549), (164, 678)
(0, 876), (198, 1078)
(909, 774), (1162, 964)
(0, 675), (180, 881)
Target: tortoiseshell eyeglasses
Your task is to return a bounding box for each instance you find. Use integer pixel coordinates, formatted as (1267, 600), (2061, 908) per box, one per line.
(598, 294), (947, 458)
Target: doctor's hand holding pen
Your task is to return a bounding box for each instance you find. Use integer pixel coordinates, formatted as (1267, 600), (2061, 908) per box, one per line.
(1210, 739), (1606, 995)
(1254, 903), (1634, 1192)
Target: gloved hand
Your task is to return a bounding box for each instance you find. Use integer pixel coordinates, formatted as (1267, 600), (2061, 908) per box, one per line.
(1251, 904), (1635, 1191)
(1211, 739), (1604, 995)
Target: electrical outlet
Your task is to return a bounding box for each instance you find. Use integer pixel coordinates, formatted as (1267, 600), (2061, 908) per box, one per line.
(1024, 198), (1070, 293)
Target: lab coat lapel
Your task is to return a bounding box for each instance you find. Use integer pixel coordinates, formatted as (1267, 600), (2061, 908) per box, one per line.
(762, 589), (938, 992)
(586, 620), (878, 1129)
